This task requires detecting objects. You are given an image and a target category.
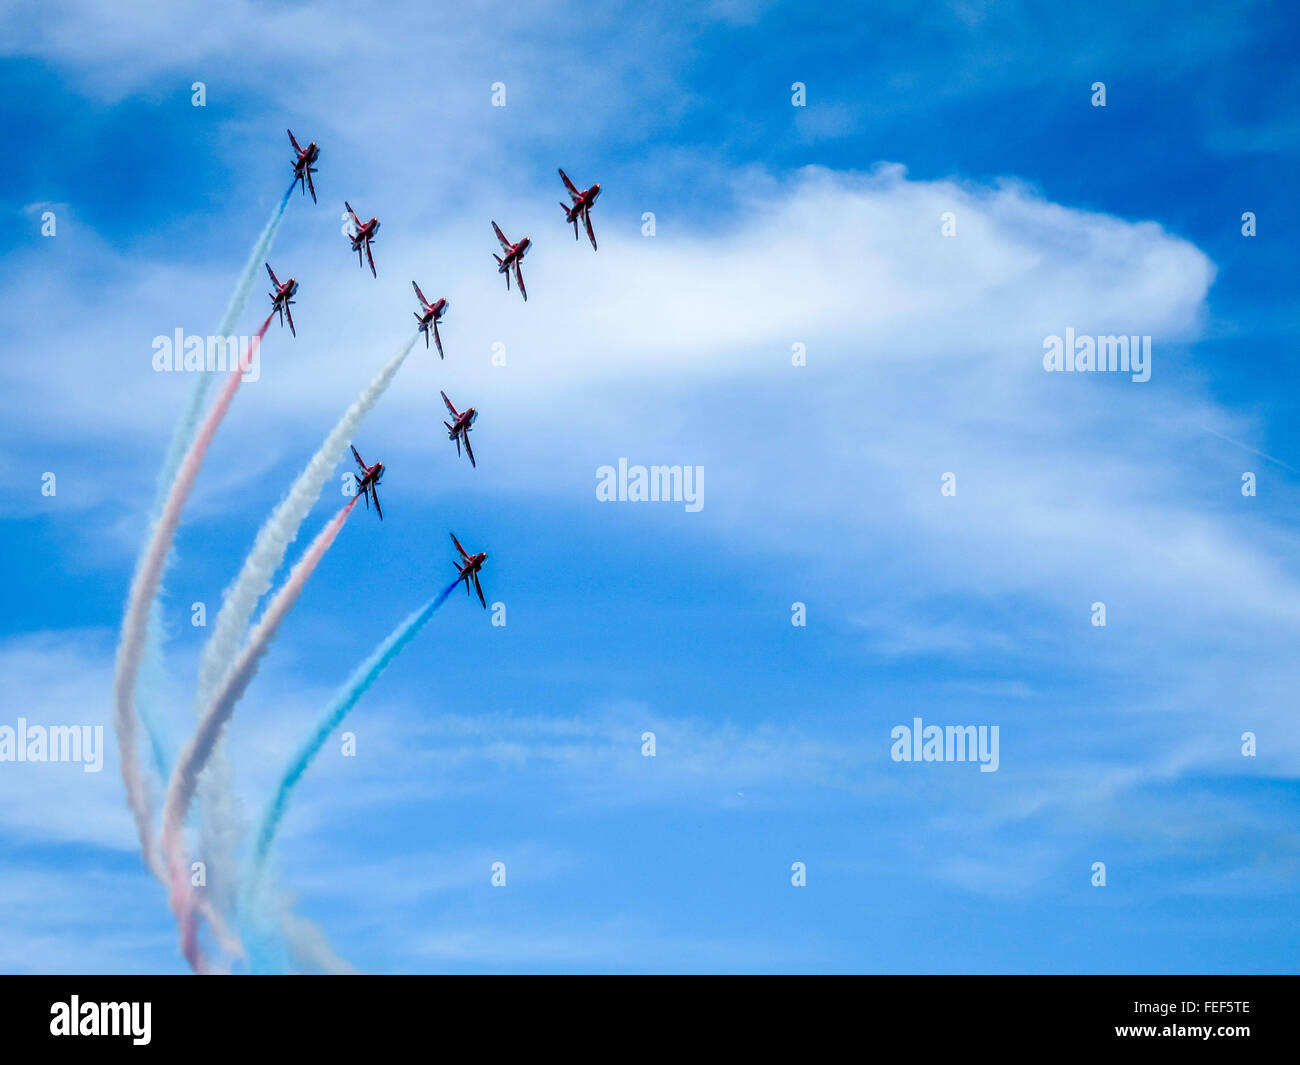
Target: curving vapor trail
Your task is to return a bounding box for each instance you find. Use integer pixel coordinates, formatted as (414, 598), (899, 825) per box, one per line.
(161, 497), (360, 971)
(194, 330), (420, 916)
(112, 315), (274, 874)
(121, 180), (295, 819)
(153, 181), (296, 509)
(239, 581), (460, 972)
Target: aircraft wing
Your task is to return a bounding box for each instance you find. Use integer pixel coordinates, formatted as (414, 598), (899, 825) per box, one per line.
(285, 303), (295, 337)
(266, 262), (280, 287)
(514, 261), (527, 302)
(464, 431), (475, 468)
(345, 201), (362, 228)
(441, 390), (459, 418)
(491, 221), (512, 251)
(451, 532), (470, 562)
(473, 571), (486, 608)
(412, 280), (428, 307)
(433, 320), (443, 359)
(364, 239), (376, 278)
(371, 484), (383, 521)
(583, 207), (597, 251)
(288, 128), (303, 153)
(350, 444), (367, 472)
(305, 168), (317, 203)
(558, 167), (581, 201)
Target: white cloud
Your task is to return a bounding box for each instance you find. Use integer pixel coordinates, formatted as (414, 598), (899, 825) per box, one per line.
(0, 631), (143, 852)
(9, 159), (1299, 779)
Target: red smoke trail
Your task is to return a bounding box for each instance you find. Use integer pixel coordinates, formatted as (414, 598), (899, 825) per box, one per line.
(113, 314), (275, 881)
(161, 495), (360, 971)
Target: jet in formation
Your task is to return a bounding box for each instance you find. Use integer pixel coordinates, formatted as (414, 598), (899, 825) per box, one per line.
(288, 129), (319, 203)
(451, 532), (489, 607)
(491, 221), (531, 301)
(440, 390), (478, 468)
(345, 202), (381, 277)
(558, 168), (601, 250)
(351, 445), (385, 519)
(265, 262), (298, 336)
(412, 281), (449, 358)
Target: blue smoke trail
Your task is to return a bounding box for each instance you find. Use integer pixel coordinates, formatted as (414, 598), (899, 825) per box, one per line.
(239, 580), (461, 972)
(136, 617), (176, 778)
(152, 180), (296, 514)
(134, 179), (297, 780)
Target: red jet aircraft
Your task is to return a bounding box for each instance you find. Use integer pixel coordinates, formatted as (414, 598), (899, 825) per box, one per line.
(412, 282), (449, 358)
(345, 202), (381, 277)
(440, 390), (478, 467)
(350, 444), (385, 519)
(265, 262), (298, 336)
(451, 532), (489, 608)
(558, 168), (601, 250)
(491, 221), (531, 301)
(287, 129), (319, 203)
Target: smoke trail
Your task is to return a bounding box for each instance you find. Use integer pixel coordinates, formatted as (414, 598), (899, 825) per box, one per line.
(195, 330), (419, 915)
(161, 498), (360, 971)
(113, 317), (272, 872)
(154, 182), (295, 509)
(239, 581), (458, 970)
(239, 899), (358, 972)
(117, 179), (294, 841)
(240, 892), (362, 975)
(281, 910), (362, 974)
(137, 616), (177, 779)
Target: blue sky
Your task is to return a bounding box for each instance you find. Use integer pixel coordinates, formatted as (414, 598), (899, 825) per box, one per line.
(1, 0), (1298, 973)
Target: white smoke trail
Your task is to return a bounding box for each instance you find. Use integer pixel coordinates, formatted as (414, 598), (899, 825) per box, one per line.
(243, 898), (361, 974)
(195, 331), (419, 917)
(112, 321), (271, 882)
(281, 913), (361, 975)
(124, 183), (295, 842)
(153, 183), (295, 507)
(163, 499), (359, 970)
